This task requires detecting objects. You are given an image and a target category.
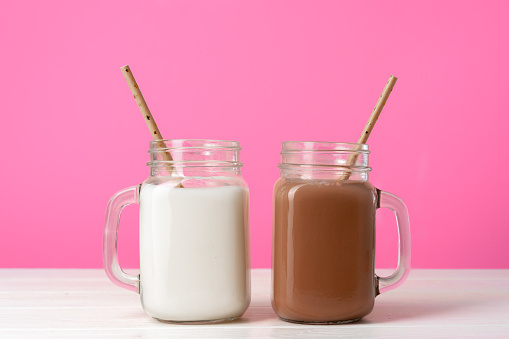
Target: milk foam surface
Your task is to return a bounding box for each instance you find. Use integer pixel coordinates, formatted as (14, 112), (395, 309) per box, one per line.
(139, 184), (250, 321)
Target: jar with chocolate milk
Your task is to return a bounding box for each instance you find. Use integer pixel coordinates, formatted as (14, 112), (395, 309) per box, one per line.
(272, 141), (411, 324)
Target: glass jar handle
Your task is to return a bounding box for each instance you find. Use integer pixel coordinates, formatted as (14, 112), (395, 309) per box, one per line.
(103, 185), (140, 293)
(376, 189), (411, 294)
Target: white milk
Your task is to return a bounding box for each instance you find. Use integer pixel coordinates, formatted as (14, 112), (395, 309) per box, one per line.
(139, 183), (250, 322)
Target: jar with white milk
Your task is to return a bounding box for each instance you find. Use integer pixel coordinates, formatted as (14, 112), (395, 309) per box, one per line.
(104, 139), (250, 323)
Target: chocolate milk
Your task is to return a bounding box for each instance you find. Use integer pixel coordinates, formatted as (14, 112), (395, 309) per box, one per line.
(272, 177), (378, 323)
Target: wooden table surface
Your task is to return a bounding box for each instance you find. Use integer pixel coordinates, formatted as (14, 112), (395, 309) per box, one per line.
(0, 269), (508, 338)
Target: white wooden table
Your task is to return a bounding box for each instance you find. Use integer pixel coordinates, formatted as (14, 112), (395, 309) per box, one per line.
(1, 269), (508, 338)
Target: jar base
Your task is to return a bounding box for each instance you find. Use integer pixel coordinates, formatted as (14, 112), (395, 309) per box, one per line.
(154, 316), (240, 325)
(278, 316), (361, 325)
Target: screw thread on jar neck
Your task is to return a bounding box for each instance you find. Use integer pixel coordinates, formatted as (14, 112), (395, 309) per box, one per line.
(148, 139), (243, 177)
(279, 141), (371, 181)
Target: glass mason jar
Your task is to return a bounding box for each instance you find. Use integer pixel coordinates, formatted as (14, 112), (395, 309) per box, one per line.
(272, 141), (410, 324)
(104, 139), (250, 323)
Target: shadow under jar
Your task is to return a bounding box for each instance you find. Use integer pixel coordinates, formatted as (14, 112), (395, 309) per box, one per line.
(272, 142), (410, 324)
(104, 139), (250, 324)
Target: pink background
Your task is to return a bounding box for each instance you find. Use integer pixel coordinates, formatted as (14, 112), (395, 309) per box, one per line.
(1, 1), (508, 269)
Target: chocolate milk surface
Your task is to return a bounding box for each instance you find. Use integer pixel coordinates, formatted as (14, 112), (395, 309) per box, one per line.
(272, 177), (378, 323)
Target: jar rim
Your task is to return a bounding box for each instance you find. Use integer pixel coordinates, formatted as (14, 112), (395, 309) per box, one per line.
(281, 141), (369, 154)
(149, 139), (241, 152)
